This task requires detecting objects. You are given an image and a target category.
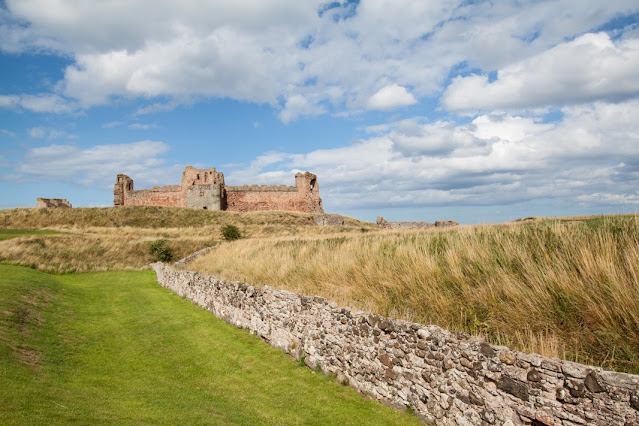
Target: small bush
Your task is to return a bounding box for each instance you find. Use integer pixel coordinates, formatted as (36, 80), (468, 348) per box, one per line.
(149, 239), (173, 262)
(221, 225), (242, 241)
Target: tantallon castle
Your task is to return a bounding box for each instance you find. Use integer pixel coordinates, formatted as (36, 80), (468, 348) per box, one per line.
(114, 166), (323, 213)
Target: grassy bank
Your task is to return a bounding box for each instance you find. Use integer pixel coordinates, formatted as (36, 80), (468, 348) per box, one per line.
(0, 265), (417, 424)
(0, 206), (371, 237)
(0, 233), (216, 273)
(0, 207), (372, 273)
(190, 215), (639, 373)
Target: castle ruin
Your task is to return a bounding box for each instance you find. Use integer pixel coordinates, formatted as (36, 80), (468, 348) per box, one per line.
(114, 166), (323, 213)
(36, 198), (72, 208)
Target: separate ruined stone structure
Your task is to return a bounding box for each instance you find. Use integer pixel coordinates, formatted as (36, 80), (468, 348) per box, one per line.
(152, 262), (639, 425)
(377, 216), (458, 230)
(36, 198), (72, 208)
(313, 214), (344, 226)
(114, 166), (323, 213)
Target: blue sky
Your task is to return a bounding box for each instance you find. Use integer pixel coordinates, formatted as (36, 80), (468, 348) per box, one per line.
(1, 0), (639, 224)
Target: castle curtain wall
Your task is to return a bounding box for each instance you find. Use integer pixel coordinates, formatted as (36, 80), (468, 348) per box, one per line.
(225, 186), (316, 213)
(123, 185), (185, 207)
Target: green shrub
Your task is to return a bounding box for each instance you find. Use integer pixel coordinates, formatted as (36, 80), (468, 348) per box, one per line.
(149, 240), (173, 262)
(221, 225), (242, 241)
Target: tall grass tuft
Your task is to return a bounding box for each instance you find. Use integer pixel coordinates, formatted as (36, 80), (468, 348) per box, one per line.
(190, 216), (639, 373)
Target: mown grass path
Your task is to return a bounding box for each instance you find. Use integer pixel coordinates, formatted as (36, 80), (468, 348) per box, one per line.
(0, 265), (417, 425)
(0, 228), (59, 241)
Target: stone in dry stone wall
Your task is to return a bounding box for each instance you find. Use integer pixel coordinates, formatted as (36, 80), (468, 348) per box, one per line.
(151, 263), (639, 425)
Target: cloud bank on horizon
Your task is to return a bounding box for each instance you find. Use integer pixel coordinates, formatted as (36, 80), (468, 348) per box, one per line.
(1, 0), (638, 222)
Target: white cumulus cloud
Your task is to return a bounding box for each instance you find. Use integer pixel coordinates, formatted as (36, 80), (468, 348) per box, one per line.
(17, 141), (178, 188)
(367, 84), (417, 111)
(442, 32), (639, 112)
(3, 1), (637, 120)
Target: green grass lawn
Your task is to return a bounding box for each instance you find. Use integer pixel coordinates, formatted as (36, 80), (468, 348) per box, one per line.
(0, 228), (59, 241)
(0, 265), (418, 425)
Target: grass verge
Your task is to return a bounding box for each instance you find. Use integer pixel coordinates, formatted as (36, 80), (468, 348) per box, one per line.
(0, 265), (418, 424)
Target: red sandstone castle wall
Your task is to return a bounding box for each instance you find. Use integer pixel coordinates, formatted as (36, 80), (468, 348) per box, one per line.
(225, 189), (316, 213)
(124, 186), (185, 207)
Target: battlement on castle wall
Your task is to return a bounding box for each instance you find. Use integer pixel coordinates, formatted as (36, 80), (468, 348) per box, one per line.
(225, 184), (298, 193)
(145, 185), (182, 193)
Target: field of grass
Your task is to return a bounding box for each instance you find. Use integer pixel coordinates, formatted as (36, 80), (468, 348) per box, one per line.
(2, 207), (637, 375)
(190, 215), (639, 373)
(0, 206), (371, 236)
(0, 207), (371, 273)
(0, 228), (60, 241)
(0, 264), (418, 424)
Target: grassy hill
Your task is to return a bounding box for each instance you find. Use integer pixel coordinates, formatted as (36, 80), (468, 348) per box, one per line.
(0, 206), (368, 231)
(0, 207), (372, 273)
(0, 264), (418, 424)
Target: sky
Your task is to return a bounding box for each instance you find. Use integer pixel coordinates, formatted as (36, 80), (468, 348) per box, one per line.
(1, 0), (639, 224)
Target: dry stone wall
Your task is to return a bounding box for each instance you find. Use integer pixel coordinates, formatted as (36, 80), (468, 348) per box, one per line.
(152, 263), (639, 425)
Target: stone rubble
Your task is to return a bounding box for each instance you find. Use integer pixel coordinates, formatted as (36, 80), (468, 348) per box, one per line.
(152, 263), (639, 425)
(376, 216), (459, 230)
(313, 214), (345, 226)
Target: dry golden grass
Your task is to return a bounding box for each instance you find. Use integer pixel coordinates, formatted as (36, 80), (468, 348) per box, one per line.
(0, 207), (372, 273)
(0, 233), (216, 273)
(0, 206), (372, 238)
(190, 216), (639, 373)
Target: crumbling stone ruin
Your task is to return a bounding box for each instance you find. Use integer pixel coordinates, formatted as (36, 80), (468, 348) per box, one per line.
(36, 198), (72, 208)
(376, 216), (458, 229)
(114, 166), (323, 213)
(313, 214), (344, 226)
(153, 262), (639, 425)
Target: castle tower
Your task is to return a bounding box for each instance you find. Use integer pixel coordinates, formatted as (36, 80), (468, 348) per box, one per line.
(295, 171), (323, 213)
(113, 174), (133, 206)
